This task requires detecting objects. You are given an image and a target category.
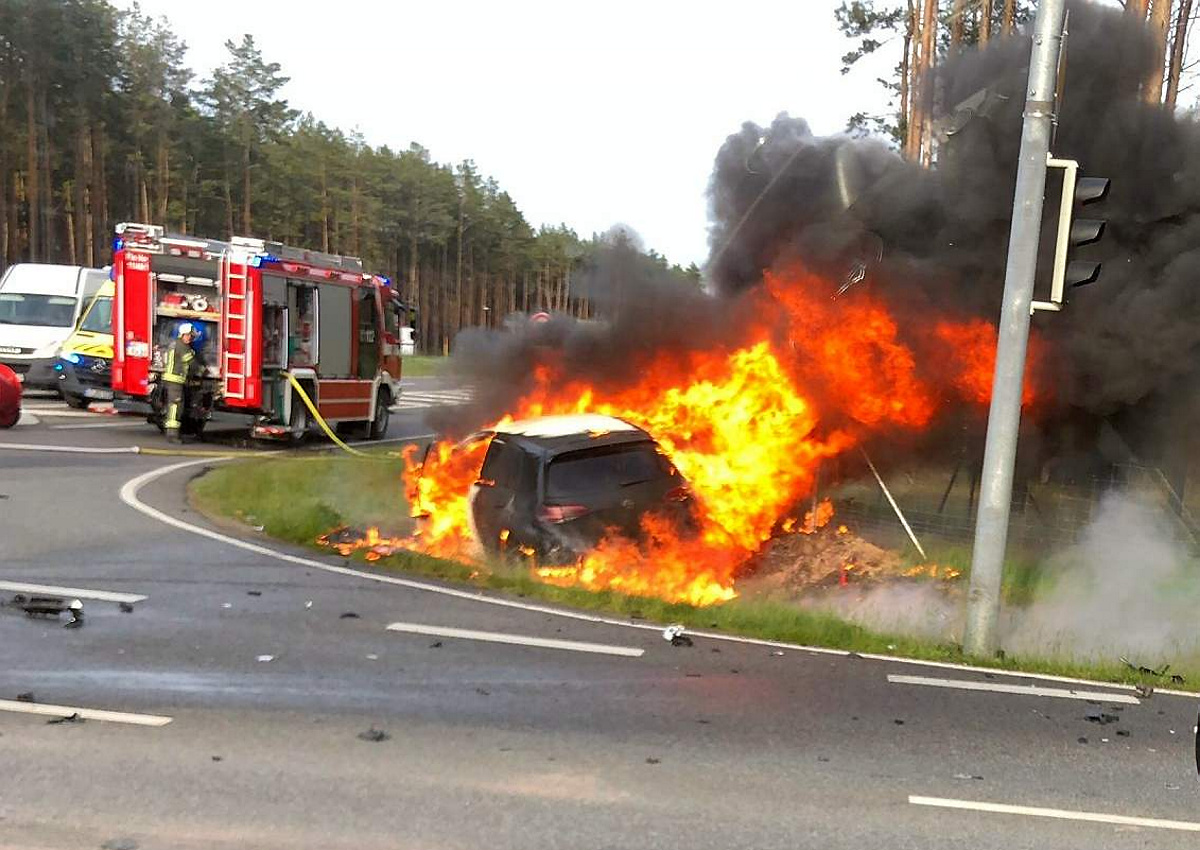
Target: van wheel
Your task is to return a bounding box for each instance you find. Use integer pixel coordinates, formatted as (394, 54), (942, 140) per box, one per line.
(368, 390), (391, 440)
(63, 393), (90, 410)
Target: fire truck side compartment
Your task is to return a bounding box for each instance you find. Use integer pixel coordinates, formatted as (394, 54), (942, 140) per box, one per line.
(317, 284), (352, 376)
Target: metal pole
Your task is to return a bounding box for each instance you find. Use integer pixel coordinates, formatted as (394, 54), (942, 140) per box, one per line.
(963, 0), (1066, 657)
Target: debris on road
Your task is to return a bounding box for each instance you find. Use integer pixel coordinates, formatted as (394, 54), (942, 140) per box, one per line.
(305, 601), (313, 609)
(46, 712), (84, 725)
(357, 727), (390, 742)
(1084, 708), (1120, 725)
(953, 773), (984, 781)
(246, 590), (262, 597)
(118, 602), (134, 613)
(429, 641), (443, 648)
(100, 838), (139, 850)
(663, 625), (692, 647)
(256, 654), (275, 663)
(16, 692), (34, 702)
(211, 756), (223, 762)
(1077, 737), (1088, 744)
(1116, 729), (1131, 737)
(365, 654), (378, 660)
(771, 650), (784, 657)
(339, 612), (360, 619)
(645, 757), (660, 765)
(475, 687), (490, 696)
(1135, 684), (1155, 699)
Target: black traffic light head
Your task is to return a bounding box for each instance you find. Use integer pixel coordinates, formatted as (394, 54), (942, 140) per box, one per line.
(1076, 176), (1110, 205)
(1066, 177), (1110, 289)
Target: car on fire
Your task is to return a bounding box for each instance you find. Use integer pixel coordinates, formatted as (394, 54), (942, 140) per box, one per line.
(457, 413), (694, 563)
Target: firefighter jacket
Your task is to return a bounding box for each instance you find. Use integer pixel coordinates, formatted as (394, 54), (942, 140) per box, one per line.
(162, 338), (200, 385)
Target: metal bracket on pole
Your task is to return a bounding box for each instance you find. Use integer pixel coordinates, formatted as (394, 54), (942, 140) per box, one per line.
(1031, 155), (1079, 315)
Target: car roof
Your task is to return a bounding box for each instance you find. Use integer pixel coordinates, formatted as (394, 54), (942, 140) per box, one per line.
(491, 414), (655, 457)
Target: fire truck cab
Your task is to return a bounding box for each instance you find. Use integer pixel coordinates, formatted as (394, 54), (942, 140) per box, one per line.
(111, 223), (403, 440)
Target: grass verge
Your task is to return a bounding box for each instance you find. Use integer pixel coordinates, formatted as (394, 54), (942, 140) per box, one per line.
(401, 355), (448, 378)
(189, 455), (1200, 693)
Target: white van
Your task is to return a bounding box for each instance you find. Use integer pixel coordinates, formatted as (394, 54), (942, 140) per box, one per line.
(0, 264), (109, 389)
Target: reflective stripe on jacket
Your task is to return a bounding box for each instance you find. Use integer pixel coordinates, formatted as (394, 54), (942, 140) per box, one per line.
(162, 339), (194, 385)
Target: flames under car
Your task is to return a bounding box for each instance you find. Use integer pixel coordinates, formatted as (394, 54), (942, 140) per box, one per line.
(436, 414), (695, 562)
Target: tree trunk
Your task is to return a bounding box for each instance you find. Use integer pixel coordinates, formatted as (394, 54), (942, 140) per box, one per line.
(918, 0), (938, 166)
(454, 201), (464, 336)
(224, 163), (235, 239)
(320, 163), (329, 253)
(1166, 0), (1192, 109)
(241, 143), (251, 234)
(25, 77), (38, 261)
(73, 125), (87, 265)
(0, 59), (8, 269)
(1127, 0), (1150, 18)
(92, 123), (108, 261)
(980, 0), (993, 44)
(1145, 0), (1173, 104)
(902, 0), (919, 159)
(1002, 0), (1016, 33)
(951, 0), (966, 47)
(156, 137), (169, 224)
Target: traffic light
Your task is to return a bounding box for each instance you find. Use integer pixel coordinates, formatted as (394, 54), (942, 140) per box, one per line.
(1031, 157), (1110, 314)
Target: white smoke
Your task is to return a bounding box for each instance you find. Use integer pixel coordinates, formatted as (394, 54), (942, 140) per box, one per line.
(801, 493), (1200, 666)
(1003, 493), (1200, 663)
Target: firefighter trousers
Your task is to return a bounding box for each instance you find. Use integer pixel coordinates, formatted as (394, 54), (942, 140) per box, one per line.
(164, 381), (184, 441)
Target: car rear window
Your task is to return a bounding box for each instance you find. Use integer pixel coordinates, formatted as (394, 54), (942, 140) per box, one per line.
(546, 442), (673, 500)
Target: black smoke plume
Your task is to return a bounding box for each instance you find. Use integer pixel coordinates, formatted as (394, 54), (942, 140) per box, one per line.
(708, 2), (1200, 464)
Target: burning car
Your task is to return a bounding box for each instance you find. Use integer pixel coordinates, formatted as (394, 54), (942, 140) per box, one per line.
(452, 413), (694, 563)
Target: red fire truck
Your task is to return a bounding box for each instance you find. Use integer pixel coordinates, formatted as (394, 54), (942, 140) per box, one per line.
(111, 222), (405, 440)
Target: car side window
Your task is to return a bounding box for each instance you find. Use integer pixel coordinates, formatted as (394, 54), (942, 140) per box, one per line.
(480, 439), (522, 489)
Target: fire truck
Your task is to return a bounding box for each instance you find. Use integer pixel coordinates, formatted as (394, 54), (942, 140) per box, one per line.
(110, 222), (405, 440)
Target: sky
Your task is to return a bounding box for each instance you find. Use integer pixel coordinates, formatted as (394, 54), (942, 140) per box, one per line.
(117, 0), (898, 268)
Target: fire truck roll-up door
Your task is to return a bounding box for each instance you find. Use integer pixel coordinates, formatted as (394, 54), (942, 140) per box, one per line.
(112, 248), (153, 396)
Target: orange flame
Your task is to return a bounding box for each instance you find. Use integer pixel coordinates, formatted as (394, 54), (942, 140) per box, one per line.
(397, 266), (1035, 605)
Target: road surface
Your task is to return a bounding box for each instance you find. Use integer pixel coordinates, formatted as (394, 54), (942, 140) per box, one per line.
(1, 385), (1197, 849)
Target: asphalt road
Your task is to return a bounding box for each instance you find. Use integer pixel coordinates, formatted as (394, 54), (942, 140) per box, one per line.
(1, 386), (1198, 849)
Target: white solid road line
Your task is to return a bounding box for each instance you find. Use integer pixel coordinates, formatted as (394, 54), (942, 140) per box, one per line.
(0, 441), (140, 454)
(0, 698), (172, 727)
(119, 460), (1200, 699)
(386, 622), (644, 657)
(887, 674), (1141, 705)
(908, 796), (1200, 833)
(0, 580), (147, 605)
(50, 421), (147, 430)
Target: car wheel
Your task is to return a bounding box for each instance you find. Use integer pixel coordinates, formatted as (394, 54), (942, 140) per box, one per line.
(368, 390), (391, 440)
(63, 393), (90, 410)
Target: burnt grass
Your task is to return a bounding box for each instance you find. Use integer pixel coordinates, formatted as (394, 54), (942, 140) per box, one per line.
(189, 456), (1200, 692)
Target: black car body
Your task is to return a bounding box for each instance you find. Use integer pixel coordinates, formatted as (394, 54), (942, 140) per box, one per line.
(465, 414), (693, 562)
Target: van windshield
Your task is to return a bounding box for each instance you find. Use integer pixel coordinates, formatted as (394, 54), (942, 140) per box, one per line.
(0, 293), (77, 327)
(79, 296), (113, 333)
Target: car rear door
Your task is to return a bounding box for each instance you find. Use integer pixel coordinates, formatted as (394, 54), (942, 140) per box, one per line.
(470, 438), (529, 550)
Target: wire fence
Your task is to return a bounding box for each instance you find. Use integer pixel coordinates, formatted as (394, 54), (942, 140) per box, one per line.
(828, 462), (1200, 557)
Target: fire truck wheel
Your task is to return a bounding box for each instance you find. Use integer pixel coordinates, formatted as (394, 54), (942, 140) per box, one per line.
(290, 392), (310, 444)
(368, 390), (391, 440)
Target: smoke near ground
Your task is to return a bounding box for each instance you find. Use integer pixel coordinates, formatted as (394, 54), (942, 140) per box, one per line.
(799, 493), (1200, 665)
(1004, 493), (1200, 662)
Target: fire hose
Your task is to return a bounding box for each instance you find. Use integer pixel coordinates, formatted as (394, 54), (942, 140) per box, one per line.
(282, 371), (404, 461)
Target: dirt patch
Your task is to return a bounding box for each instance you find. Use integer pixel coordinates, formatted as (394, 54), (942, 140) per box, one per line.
(747, 524), (905, 592)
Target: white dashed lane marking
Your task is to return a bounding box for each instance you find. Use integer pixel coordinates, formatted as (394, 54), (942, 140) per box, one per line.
(909, 796), (1200, 833)
(887, 674), (1141, 704)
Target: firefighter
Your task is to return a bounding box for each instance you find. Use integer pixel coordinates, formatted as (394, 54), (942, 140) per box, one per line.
(163, 322), (201, 443)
